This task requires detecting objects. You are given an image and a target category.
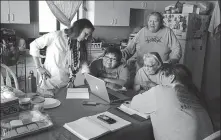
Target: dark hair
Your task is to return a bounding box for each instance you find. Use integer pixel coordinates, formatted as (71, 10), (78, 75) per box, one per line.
(161, 63), (200, 97)
(104, 46), (122, 62)
(64, 18), (95, 39)
(146, 12), (165, 29)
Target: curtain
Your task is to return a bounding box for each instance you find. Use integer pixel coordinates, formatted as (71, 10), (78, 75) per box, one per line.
(46, 1), (83, 27)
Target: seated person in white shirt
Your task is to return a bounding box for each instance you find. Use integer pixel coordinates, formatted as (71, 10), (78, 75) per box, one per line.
(89, 46), (130, 91)
(30, 19), (94, 97)
(130, 63), (214, 140)
(134, 52), (163, 93)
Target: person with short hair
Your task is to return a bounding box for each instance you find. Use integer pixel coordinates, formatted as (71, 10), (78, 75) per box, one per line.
(30, 19), (94, 96)
(134, 52), (163, 92)
(89, 46), (130, 91)
(131, 63), (213, 140)
(122, 12), (182, 71)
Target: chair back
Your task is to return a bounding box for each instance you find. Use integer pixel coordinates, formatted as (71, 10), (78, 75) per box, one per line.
(1, 63), (19, 89)
(203, 130), (221, 140)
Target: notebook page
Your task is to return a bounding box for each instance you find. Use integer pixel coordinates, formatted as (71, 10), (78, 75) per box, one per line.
(63, 117), (110, 140)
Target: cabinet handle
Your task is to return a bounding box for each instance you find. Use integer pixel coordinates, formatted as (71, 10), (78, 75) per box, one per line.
(11, 14), (14, 21)
(111, 19), (114, 25)
(7, 14), (10, 21)
(143, 2), (147, 8)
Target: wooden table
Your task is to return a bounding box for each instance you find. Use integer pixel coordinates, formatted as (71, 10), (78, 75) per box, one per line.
(18, 88), (154, 140)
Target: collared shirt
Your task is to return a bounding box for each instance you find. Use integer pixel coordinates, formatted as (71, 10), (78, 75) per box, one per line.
(30, 30), (71, 89)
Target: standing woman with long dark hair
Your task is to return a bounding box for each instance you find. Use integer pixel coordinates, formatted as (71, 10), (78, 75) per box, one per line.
(30, 18), (94, 96)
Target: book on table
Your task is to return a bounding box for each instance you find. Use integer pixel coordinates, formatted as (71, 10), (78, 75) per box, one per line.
(66, 88), (89, 99)
(63, 111), (131, 140)
(118, 102), (150, 119)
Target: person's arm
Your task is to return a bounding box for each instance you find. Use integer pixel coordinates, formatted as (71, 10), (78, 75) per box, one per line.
(104, 78), (125, 87)
(104, 64), (130, 90)
(133, 69), (142, 92)
(29, 32), (55, 78)
(105, 64), (129, 86)
(121, 29), (142, 61)
(167, 28), (182, 64)
(130, 86), (157, 114)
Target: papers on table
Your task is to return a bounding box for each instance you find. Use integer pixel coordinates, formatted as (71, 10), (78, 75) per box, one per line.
(66, 88), (89, 99)
(63, 111), (131, 140)
(64, 117), (109, 140)
(118, 102), (150, 119)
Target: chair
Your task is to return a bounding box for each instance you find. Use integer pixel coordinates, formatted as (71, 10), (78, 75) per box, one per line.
(203, 130), (221, 140)
(1, 63), (19, 89)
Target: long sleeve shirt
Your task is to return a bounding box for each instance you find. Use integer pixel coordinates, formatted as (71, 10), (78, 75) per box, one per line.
(122, 26), (182, 69)
(30, 30), (71, 89)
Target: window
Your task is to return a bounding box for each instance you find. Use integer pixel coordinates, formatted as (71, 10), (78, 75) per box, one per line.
(39, 1), (82, 34)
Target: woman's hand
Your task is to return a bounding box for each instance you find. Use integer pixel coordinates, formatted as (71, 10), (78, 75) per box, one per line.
(81, 63), (90, 74)
(37, 67), (51, 79)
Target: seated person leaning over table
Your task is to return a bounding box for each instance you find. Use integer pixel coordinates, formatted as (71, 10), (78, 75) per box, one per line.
(130, 63), (214, 140)
(134, 52), (163, 93)
(89, 46), (130, 91)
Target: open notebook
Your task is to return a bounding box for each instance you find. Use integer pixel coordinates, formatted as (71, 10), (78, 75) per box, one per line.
(63, 111), (131, 140)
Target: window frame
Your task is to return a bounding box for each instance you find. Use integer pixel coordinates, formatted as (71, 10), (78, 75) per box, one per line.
(39, 2), (80, 35)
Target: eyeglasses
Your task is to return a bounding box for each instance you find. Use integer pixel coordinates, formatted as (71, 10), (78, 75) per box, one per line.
(103, 56), (117, 62)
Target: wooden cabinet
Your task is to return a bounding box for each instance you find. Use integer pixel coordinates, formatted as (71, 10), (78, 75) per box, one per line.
(113, 1), (130, 26)
(127, 1), (154, 9)
(128, 1), (175, 11)
(1, 1), (30, 24)
(86, 1), (130, 26)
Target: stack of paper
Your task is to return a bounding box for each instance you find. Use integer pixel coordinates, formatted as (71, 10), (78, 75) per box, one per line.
(66, 88), (89, 99)
(63, 111), (131, 140)
(118, 103), (150, 119)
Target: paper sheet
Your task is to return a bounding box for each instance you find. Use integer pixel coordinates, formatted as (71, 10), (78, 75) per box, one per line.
(66, 88), (89, 99)
(118, 103), (150, 119)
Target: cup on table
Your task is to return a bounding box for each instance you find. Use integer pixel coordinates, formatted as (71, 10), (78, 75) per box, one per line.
(30, 96), (45, 112)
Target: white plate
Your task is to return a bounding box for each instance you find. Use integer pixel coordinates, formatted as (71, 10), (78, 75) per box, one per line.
(43, 98), (61, 109)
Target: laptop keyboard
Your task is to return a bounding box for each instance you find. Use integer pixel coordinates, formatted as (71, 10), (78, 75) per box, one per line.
(108, 93), (119, 101)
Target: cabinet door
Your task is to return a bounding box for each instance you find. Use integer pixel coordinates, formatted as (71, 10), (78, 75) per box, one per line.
(94, 1), (114, 26)
(9, 1), (30, 24)
(127, 1), (147, 9)
(113, 1), (130, 26)
(1, 1), (10, 23)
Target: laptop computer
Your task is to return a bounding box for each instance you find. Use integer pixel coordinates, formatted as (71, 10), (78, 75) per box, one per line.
(84, 73), (130, 104)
